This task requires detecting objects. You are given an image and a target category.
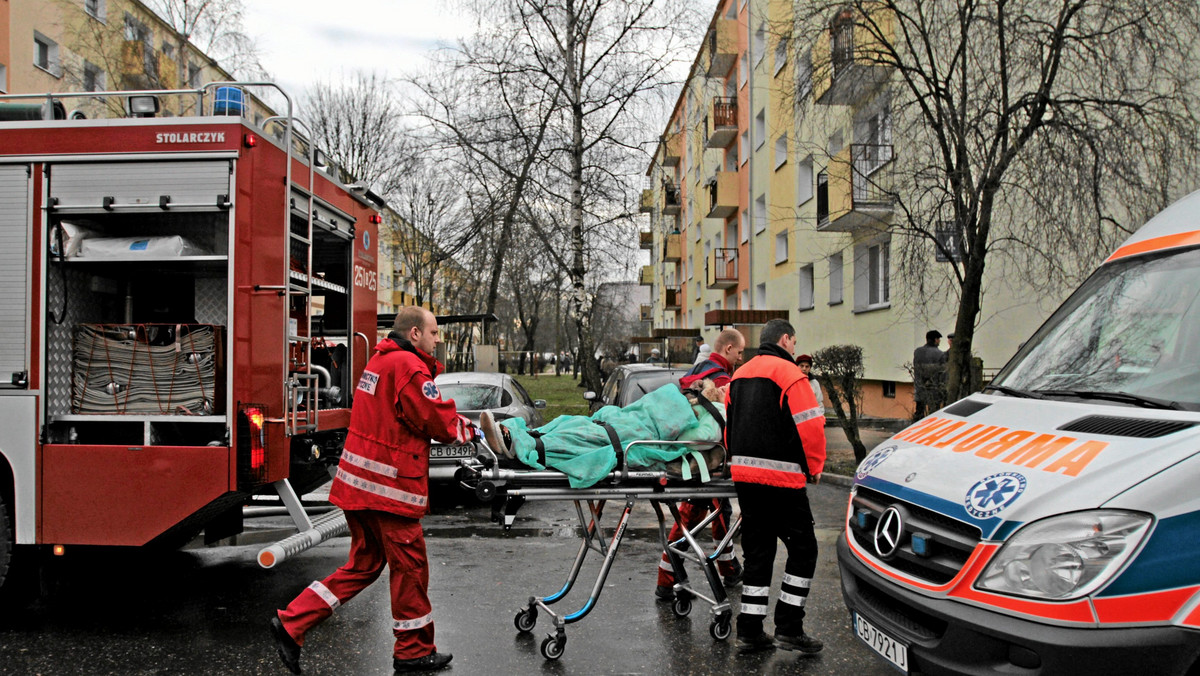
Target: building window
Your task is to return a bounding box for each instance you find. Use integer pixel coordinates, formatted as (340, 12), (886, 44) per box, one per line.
(739, 52), (748, 88)
(739, 208), (749, 243)
(774, 36), (788, 76)
(799, 264), (814, 309)
(754, 194), (767, 234)
(755, 283), (766, 309)
(83, 61), (105, 92)
(828, 129), (844, 157)
(754, 109), (766, 149)
(816, 170), (829, 225)
(740, 131), (749, 165)
(85, 0), (106, 21)
(797, 154), (814, 204)
(753, 23), (766, 66)
(774, 134), (788, 170)
(688, 254), (694, 280)
(882, 381), (897, 398)
(829, 252), (844, 305)
(0, 64), (7, 93)
(188, 63), (202, 87)
(797, 48), (813, 101)
(34, 32), (61, 76)
(740, 289), (750, 309)
(775, 231), (789, 265)
(854, 238), (891, 310)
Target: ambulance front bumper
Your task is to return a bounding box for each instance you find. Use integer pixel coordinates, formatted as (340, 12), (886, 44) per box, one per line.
(837, 533), (1200, 675)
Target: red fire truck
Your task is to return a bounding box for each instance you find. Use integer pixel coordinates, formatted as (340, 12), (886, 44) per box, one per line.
(0, 84), (381, 595)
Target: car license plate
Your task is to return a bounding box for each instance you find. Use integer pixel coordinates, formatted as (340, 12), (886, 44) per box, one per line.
(430, 444), (474, 459)
(855, 613), (909, 672)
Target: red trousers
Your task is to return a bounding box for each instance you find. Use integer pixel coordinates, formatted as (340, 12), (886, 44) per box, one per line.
(277, 510), (435, 660)
(657, 499), (737, 586)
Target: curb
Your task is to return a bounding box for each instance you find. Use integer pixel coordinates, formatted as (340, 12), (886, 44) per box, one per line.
(820, 473), (855, 488)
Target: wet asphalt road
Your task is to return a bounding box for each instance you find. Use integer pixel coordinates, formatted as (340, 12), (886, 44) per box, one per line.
(0, 482), (898, 675)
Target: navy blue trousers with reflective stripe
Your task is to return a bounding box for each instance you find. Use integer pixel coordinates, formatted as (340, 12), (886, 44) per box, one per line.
(734, 483), (817, 638)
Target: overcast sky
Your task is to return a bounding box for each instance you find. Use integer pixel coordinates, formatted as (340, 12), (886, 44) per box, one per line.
(241, 0), (476, 99)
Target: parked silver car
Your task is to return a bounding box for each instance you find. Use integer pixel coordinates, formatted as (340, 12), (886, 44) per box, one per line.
(429, 372), (546, 486)
(584, 363), (690, 412)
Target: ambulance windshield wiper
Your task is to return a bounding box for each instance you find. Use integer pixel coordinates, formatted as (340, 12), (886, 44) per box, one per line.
(982, 385), (1045, 400)
(1036, 389), (1185, 410)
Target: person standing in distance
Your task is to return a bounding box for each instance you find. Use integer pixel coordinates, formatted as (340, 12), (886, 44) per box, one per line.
(913, 329), (948, 420)
(269, 307), (477, 674)
(795, 354), (824, 417)
(726, 319), (826, 654)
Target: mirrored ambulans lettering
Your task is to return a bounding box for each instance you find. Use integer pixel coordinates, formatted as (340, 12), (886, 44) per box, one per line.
(891, 417), (1107, 477)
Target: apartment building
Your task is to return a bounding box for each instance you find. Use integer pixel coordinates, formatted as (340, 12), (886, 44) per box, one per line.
(641, 0), (1051, 420)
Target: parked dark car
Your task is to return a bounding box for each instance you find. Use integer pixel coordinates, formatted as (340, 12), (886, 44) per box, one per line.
(583, 363), (690, 412)
(429, 372), (546, 486)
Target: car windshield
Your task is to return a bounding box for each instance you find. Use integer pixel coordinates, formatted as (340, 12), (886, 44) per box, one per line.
(993, 246), (1200, 410)
(438, 383), (502, 410)
(622, 372), (682, 406)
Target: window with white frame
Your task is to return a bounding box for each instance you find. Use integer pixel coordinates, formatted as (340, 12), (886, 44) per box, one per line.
(775, 231), (789, 264)
(755, 283), (766, 308)
(796, 48), (813, 100)
(696, 280), (702, 299)
(688, 254), (694, 280)
(33, 32), (60, 76)
(829, 252), (844, 305)
(753, 23), (765, 66)
(754, 109), (765, 149)
(740, 208), (749, 243)
(85, 0), (106, 21)
(774, 36), (789, 75)
(82, 61), (105, 92)
(854, 239), (891, 310)
(740, 131), (749, 165)
(774, 134), (788, 170)
(797, 154), (814, 204)
(754, 194), (767, 234)
(799, 264), (814, 309)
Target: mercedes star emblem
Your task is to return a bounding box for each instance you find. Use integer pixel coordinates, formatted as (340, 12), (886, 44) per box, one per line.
(873, 506), (905, 559)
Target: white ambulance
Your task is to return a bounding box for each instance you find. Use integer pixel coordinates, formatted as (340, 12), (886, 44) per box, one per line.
(839, 190), (1200, 674)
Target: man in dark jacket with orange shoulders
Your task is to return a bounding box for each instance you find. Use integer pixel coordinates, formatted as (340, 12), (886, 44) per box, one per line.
(270, 306), (476, 674)
(726, 318), (826, 655)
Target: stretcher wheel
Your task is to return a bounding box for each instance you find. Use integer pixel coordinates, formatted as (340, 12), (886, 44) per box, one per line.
(540, 634), (566, 660)
(709, 616), (732, 641)
(513, 608), (537, 633)
(671, 595), (693, 617)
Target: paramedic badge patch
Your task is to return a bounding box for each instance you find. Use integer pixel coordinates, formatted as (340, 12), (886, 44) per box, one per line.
(422, 381), (441, 401)
(856, 445), (898, 480)
(357, 370), (379, 395)
(964, 472), (1027, 519)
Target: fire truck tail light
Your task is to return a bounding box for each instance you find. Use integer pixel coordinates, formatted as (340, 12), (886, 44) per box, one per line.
(244, 133), (258, 148)
(245, 406), (267, 470)
(53, 545), (66, 557)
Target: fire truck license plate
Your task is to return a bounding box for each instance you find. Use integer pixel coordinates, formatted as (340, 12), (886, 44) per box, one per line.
(855, 613), (909, 672)
(430, 444), (473, 459)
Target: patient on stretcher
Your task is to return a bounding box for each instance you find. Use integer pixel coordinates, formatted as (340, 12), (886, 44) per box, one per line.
(479, 381), (726, 488)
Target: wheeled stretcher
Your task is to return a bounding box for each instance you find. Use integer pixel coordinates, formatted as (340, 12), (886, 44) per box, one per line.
(457, 440), (742, 661)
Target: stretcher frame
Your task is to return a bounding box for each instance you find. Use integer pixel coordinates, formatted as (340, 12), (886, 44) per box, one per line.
(458, 440), (742, 661)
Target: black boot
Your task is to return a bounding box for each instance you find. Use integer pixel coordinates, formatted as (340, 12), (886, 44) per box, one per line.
(394, 652), (453, 673)
(269, 614), (302, 674)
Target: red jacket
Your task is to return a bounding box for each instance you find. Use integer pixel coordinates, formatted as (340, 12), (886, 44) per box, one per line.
(680, 352), (734, 388)
(725, 343), (826, 489)
(329, 335), (472, 518)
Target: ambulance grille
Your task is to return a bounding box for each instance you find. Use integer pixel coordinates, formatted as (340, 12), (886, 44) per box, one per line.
(849, 486), (981, 585)
(1058, 415), (1196, 438)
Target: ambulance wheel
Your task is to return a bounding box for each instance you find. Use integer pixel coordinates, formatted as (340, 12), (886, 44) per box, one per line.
(513, 608), (537, 633)
(709, 616), (732, 641)
(671, 595), (692, 617)
(540, 634), (566, 660)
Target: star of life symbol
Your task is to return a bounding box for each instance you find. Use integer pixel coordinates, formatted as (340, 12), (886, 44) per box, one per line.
(422, 380), (440, 400)
(964, 472), (1027, 518)
(856, 445), (898, 480)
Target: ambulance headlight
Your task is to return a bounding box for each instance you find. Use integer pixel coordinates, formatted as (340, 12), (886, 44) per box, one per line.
(975, 510), (1152, 600)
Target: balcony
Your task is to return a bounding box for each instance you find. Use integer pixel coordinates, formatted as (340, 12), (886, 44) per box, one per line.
(706, 19), (738, 77)
(639, 189), (654, 213)
(706, 248), (738, 289)
(640, 304), (653, 322)
(639, 229), (653, 249)
(640, 265), (655, 286)
(664, 286), (682, 311)
(661, 131), (683, 167)
(705, 97), (738, 149)
(706, 171), (738, 219)
(662, 232), (681, 262)
(662, 183), (682, 215)
(816, 144), (895, 232)
(813, 8), (895, 106)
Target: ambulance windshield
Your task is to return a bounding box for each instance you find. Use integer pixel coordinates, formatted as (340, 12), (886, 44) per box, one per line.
(994, 246), (1200, 410)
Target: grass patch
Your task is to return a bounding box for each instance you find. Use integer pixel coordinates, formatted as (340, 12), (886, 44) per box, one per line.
(513, 374), (593, 422)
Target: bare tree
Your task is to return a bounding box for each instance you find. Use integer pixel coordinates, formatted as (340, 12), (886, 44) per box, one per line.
(144, 0), (269, 85)
(813, 344), (868, 462)
(797, 0), (1200, 400)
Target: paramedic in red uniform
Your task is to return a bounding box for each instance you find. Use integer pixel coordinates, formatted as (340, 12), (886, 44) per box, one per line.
(655, 328), (746, 600)
(270, 306), (475, 674)
(726, 318), (826, 654)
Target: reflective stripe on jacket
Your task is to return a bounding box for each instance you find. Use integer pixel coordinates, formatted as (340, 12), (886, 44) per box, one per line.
(329, 334), (471, 518)
(726, 343), (826, 488)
